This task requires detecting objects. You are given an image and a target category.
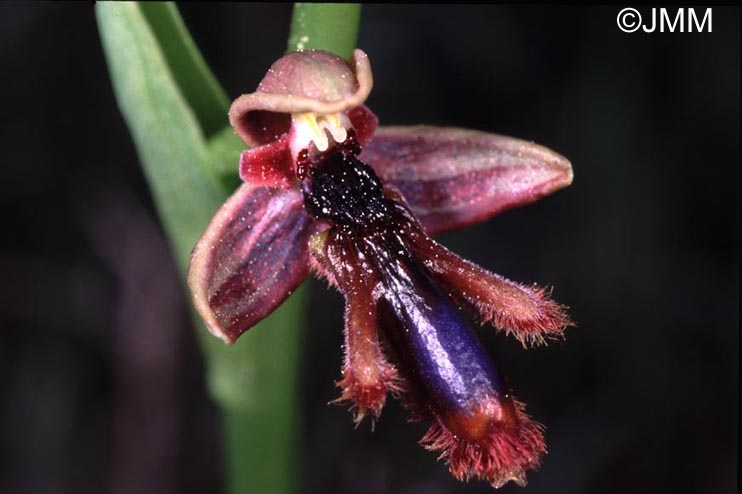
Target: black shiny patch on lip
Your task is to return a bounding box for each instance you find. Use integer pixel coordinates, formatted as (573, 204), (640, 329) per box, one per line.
(300, 140), (392, 233)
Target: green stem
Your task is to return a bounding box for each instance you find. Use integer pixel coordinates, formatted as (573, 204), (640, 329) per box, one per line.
(288, 3), (362, 58)
(221, 285), (305, 494)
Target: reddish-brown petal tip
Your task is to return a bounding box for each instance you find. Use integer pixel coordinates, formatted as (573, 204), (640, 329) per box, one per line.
(334, 363), (403, 426)
(478, 284), (572, 346)
(456, 273), (571, 347)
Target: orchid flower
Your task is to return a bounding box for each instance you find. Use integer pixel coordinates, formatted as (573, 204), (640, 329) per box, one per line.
(188, 49), (573, 488)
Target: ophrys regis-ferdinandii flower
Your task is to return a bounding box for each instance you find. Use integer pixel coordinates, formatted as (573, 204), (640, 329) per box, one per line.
(188, 49), (573, 488)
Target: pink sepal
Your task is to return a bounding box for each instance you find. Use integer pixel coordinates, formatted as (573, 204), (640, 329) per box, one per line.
(361, 126), (573, 235)
(187, 184), (314, 344)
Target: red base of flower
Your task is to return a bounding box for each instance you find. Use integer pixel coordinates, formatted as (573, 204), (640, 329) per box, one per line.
(420, 396), (546, 488)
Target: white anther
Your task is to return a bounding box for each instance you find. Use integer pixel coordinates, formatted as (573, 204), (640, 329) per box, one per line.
(290, 111), (351, 158)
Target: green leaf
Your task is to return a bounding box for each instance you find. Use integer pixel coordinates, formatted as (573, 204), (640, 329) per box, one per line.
(96, 2), (226, 269)
(140, 2), (231, 138)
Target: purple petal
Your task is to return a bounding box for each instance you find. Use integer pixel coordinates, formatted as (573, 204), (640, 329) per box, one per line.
(187, 184), (314, 344)
(347, 105), (378, 147)
(360, 126), (573, 235)
(239, 134), (294, 188)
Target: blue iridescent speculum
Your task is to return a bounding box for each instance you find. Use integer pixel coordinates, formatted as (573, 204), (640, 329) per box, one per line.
(188, 48), (573, 488)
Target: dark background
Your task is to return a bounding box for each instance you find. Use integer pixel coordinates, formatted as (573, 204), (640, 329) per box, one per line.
(1, 3), (738, 494)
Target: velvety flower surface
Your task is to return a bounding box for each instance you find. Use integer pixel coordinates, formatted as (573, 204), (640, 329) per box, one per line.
(188, 48), (573, 488)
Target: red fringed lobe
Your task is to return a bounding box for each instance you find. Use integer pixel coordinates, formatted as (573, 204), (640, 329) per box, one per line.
(420, 396), (546, 488)
(334, 363), (403, 426)
(309, 230), (402, 424)
(409, 232), (572, 346)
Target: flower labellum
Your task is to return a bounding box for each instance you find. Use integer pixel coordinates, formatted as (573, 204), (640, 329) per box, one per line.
(188, 48), (573, 488)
